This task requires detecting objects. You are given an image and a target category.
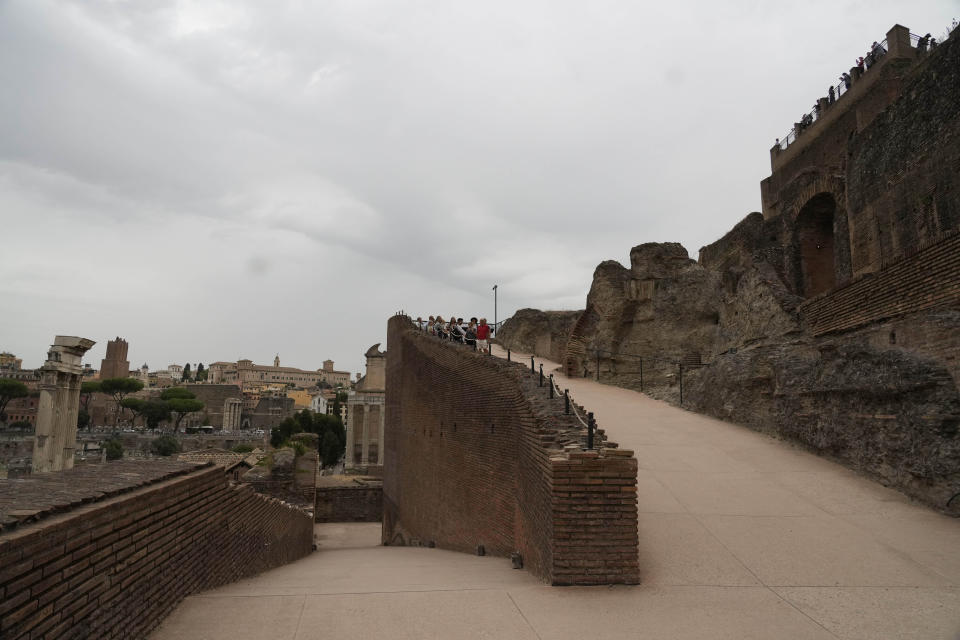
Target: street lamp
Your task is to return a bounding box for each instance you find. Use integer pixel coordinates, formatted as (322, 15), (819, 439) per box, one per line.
(492, 284), (498, 337)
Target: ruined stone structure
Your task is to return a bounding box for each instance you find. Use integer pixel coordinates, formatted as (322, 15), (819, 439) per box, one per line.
(32, 336), (96, 473)
(346, 343), (386, 469)
(98, 337), (129, 380)
(384, 316), (639, 585)
(183, 383), (242, 430)
(0, 460), (313, 639)
(514, 25), (960, 512)
(497, 309), (582, 364)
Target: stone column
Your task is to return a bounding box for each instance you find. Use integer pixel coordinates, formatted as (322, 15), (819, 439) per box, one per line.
(378, 399), (385, 466)
(32, 336), (96, 473)
(345, 397), (356, 469)
(361, 404), (370, 465)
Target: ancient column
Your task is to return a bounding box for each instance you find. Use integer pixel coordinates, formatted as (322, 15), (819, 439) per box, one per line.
(377, 400), (385, 465)
(345, 397), (356, 469)
(32, 336), (96, 473)
(361, 404), (371, 465)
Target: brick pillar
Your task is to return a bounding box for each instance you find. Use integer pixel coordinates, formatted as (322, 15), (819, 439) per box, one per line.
(886, 24), (912, 58)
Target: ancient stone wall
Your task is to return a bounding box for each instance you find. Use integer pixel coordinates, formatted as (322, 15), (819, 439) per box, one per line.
(845, 33), (960, 277)
(315, 482), (383, 523)
(384, 316), (638, 585)
(184, 384), (242, 430)
(497, 309), (583, 363)
(0, 460), (313, 639)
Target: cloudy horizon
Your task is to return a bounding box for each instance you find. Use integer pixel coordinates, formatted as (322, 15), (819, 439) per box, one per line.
(1, 0), (956, 374)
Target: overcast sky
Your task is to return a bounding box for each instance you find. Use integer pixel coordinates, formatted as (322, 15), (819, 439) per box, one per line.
(1, 1), (956, 375)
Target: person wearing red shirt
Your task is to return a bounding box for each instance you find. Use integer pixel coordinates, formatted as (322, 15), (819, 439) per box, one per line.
(476, 318), (491, 353)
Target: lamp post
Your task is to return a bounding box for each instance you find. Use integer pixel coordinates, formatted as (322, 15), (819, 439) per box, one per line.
(492, 284), (498, 337)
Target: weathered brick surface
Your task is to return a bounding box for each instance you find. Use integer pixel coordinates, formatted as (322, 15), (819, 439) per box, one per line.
(315, 484), (383, 523)
(0, 462), (313, 639)
(799, 231), (960, 337)
(383, 316), (638, 585)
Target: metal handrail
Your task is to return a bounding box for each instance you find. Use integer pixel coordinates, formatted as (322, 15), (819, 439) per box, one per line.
(776, 35), (893, 152)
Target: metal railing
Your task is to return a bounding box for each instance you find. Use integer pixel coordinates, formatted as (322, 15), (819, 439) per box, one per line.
(401, 312), (604, 450)
(776, 37), (889, 151)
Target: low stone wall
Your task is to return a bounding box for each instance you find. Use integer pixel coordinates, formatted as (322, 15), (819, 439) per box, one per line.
(315, 481), (383, 523)
(0, 460), (313, 639)
(384, 316), (639, 585)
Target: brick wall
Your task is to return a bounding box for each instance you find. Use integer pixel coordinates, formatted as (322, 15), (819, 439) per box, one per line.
(799, 231), (960, 336)
(315, 484), (383, 523)
(0, 462), (313, 639)
(383, 316), (638, 585)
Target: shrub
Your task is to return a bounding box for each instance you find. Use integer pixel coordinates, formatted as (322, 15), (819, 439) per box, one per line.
(104, 438), (124, 461)
(232, 444), (254, 454)
(151, 434), (182, 457)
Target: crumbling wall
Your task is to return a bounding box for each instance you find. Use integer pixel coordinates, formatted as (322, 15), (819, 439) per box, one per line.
(0, 460), (313, 639)
(496, 308), (582, 363)
(384, 316), (638, 585)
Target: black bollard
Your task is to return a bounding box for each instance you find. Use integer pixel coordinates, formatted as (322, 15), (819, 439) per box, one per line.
(564, 389), (570, 415)
(507, 349), (511, 362)
(549, 374), (554, 398)
(530, 355), (535, 373)
(587, 411), (595, 449)
(539, 363), (543, 387)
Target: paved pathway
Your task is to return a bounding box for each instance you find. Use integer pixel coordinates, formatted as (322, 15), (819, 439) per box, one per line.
(152, 348), (960, 639)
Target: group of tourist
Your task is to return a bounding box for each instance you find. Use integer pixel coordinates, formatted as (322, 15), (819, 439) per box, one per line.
(415, 316), (493, 353)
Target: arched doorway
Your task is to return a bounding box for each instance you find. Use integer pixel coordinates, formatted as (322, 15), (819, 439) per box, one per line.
(796, 193), (837, 297)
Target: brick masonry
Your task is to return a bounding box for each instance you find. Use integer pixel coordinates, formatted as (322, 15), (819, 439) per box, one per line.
(315, 484), (383, 523)
(383, 316), (638, 585)
(799, 231), (960, 337)
(0, 460), (313, 639)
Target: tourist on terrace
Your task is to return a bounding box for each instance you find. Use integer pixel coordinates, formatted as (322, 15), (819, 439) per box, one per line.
(841, 72), (851, 89)
(476, 318), (491, 354)
(427, 316), (436, 334)
(917, 34), (930, 53)
(451, 317), (467, 343)
(465, 318), (478, 348)
(828, 85), (835, 104)
(872, 40), (886, 57)
(435, 316), (448, 339)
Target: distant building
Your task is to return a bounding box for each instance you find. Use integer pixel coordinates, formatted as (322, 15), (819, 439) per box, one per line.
(99, 337), (130, 379)
(346, 344), (386, 469)
(286, 389), (313, 409)
(310, 393), (328, 415)
(0, 352), (23, 370)
(207, 356), (350, 390)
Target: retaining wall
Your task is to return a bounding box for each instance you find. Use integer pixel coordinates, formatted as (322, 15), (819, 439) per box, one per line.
(383, 316), (638, 585)
(0, 460), (313, 639)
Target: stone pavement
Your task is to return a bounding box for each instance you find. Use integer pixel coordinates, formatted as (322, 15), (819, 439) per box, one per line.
(152, 348), (960, 639)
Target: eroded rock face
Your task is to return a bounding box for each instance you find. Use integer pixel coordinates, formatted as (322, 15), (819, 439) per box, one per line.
(562, 238), (960, 512)
(497, 308), (582, 363)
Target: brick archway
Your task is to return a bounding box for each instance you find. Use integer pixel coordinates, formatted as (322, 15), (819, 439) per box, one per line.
(796, 192), (837, 297)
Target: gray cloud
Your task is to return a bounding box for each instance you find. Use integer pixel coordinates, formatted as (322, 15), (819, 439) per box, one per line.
(1, 0), (955, 374)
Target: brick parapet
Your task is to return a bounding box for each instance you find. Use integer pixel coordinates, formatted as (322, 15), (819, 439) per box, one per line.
(0, 463), (313, 639)
(383, 316), (639, 585)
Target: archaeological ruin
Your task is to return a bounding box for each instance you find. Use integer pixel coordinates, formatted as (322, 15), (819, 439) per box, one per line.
(500, 24), (960, 512)
(32, 336), (96, 473)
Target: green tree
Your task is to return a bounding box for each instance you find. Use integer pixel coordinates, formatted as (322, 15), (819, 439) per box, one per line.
(103, 437), (124, 460)
(195, 363), (206, 381)
(141, 400), (172, 429)
(0, 379), (29, 424)
(99, 378), (145, 426)
(121, 397), (146, 427)
(77, 381), (101, 431)
(321, 431), (342, 467)
(160, 387), (204, 432)
(182, 363), (192, 381)
(150, 434), (181, 456)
